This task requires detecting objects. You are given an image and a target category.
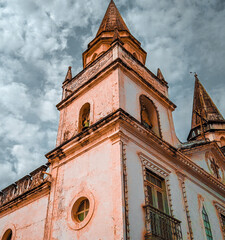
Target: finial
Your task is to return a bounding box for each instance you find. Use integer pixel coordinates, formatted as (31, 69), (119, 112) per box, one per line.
(65, 66), (72, 81)
(157, 68), (165, 81)
(190, 72), (199, 81)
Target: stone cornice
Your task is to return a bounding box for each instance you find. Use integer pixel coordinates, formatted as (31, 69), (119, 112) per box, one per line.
(176, 150), (225, 194)
(57, 43), (175, 111)
(0, 165), (51, 213)
(180, 141), (225, 162)
(57, 59), (176, 111)
(179, 141), (213, 154)
(46, 108), (225, 196)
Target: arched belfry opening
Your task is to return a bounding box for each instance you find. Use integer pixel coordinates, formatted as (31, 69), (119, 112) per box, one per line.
(140, 95), (161, 137)
(79, 103), (90, 132)
(2, 229), (12, 240)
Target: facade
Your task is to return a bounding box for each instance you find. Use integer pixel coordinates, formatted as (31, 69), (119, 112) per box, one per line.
(1, 1), (225, 240)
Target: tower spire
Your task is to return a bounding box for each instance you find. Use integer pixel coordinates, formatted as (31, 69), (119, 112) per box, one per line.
(82, 0), (147, 68)
(188, 75), (225, 141)
(96, 0), (130, 37)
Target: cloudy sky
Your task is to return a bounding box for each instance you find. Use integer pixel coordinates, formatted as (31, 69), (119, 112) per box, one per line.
(0, 0), (225, 189)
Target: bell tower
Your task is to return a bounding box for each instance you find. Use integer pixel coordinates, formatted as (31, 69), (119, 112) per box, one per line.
(82, 0), (147, 68)
(45, 1), (180, 239)
(188, 74), (225, 151)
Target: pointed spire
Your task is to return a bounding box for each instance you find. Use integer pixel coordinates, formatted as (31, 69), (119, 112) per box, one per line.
(96, 0), (130, 37)
(65, 66), (72, 81)
(188, 74), (225, 141)
(191, 75), (224, 130)
(157, 68), (165, 81)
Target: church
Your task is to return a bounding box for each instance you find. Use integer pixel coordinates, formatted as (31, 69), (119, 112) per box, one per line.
(1, 1), (225, 239)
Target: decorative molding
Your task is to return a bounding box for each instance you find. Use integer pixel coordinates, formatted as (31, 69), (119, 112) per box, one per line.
(120, 52), (167, 96)
(67, 190), (95, 231)
(0, 223), (16, 240)
(109, 130), (129, 145)
(139, 94), (163, 139)
(63, 51), (113, 98)
(121, 141), (130, 240)
(214, 201), (225, 238)
(165, 178), (174, 217)
(47, 109), (225, 195)
(0, 165), (50, 210)
(139, 153), (174, 216)
(176, 171), (194, 240)
(176, 151), (225, 194)
(205, 151), (225, 183)
(139, 153), (170, 178)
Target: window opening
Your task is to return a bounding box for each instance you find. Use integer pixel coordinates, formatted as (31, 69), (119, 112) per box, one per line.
(221, 214), (225, 233)
(140, 95), (160, 137)
(146, 170), (168, 213)
(76, 199), (90, 222)
(2, 229), (12, 240)
(79, 103), (90, 132)
(202, 206), (213, 240)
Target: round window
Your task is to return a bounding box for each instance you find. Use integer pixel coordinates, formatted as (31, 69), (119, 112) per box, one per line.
(72, 197), (90, 223)
(2, 229), (12, 240)
(76, 199), (90, 222)
(68, 191), (95, 230)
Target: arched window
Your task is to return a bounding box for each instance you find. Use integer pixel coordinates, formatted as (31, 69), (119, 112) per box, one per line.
(79, 103), (90, 132)
(220, 137), (225, 147)
(202, 206), (213, 240)
(140, 95), (161, 137)
(2, 229), (12, 240)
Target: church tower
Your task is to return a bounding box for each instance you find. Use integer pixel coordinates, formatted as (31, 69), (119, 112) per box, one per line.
(44, 1), (181, 239)
(1, 1), (225, 240)
(188, 74), (225, 152)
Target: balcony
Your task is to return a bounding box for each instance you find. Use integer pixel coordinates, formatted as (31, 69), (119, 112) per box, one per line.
(144, 205), (183, 240)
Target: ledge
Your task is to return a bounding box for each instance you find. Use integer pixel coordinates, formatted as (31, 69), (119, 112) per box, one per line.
(45, 108), (225, 196)
(0, 164), (51, 212)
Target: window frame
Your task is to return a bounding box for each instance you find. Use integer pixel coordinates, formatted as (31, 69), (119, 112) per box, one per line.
(214, 202), (225, 239)
(202, 205), (213, 240)
(76, 199), (90, 222)
(0, 225), (16, 240)
(67, 190), (95, 230)
(139, 95), (162, 138)
(145, 169), (169, 214)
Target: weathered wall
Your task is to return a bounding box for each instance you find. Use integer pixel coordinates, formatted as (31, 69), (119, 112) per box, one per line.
(124, 138), (190, 239)
(48, 139), (125, 240)
(57, 69), (119, 146)
(123, 131), (225, 240)
(118, 67), (179, 147)
(185, 178), (224, 240)
(0, 195), (49, 240)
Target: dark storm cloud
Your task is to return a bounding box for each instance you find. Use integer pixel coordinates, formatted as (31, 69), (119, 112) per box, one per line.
(0, 0), (224, 189)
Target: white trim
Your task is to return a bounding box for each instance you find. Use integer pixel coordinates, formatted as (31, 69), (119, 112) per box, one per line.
(139, 152), (170, 178)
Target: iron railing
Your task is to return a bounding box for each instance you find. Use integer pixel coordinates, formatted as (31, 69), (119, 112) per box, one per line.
(144, 205), (183, 240)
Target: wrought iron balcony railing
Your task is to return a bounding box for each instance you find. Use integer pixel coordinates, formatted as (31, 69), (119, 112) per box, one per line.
(144, 205), (183, 240)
